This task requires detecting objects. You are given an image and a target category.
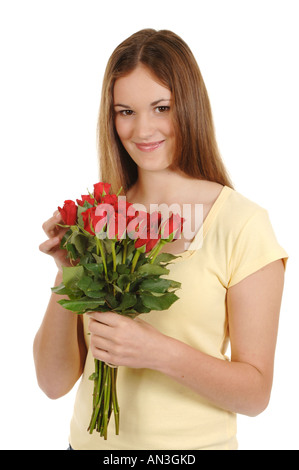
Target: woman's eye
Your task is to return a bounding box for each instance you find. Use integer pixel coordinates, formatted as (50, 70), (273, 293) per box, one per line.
(155, 106), (170, 113)
(119, 110), (134, 116)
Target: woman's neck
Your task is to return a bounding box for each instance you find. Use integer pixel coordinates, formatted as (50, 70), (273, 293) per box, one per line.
(127, 168), (197, 206)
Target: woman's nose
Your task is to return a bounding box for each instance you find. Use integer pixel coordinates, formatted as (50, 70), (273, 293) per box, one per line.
(134, 114), (155, 140)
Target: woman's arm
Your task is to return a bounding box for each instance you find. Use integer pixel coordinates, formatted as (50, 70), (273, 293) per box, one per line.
(33, 213), (87, 399)
(33, 272), (87, 399)
(88, 259), (285, 417)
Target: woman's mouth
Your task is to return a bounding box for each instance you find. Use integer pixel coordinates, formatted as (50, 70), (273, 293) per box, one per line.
(134, 140), (165, 152)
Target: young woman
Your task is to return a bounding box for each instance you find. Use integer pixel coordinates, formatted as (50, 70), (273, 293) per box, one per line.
(34, 29), (288, 450)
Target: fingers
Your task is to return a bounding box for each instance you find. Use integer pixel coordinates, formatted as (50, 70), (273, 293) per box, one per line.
(40, 211), (68, 257)
(87, 312), (154, 368)
(88, 316), (113, 335)
(42, 212), (63, 238)
(40, 211), (64, 254)
(87, 311), (121, 326)
(88, 314), (120, 364)
(39, 236), (61, 255)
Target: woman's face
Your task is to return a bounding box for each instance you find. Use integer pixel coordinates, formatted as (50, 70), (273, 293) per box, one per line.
(113, 65), (176, 173)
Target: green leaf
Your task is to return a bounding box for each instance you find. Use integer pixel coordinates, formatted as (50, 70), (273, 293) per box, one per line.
(170, 280), (181, 289)
(124, 241), (135, 263)
(81, 262), (104, 276)
(112, 284), (123, 294)
(70, 232), (88, 256)
(152, 253), (178, 264)
(62, 265), (84, 290)
(86, 236), (97, 250)
(140, 292), (179, 311)
(105, 293), (119, 310)
(117, 274), (131, 291)
(51, 282), (68, 295)
(89, 279), (106, 291)
(116, 264), (130, 275)
(139, 278), (176, 293)
(78, 253), (92, 265)
(137, 264), (169, 276)
(110, 271), (118, 282)
(102, 238), (113, 254)
(77, 276), (92, 291)
(134, 297), (151, 314)
(60, 229), (72, 248)
(85, 290), (107, 299)
(92, 253), (103, 263)
(77, 276), (106, 298)
(65, 242), (79, 261)
(114, 292), (137, 311)
(58, 296), (105, 313)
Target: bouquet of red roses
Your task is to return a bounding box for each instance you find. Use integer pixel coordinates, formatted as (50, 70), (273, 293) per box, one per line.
(52, 182), (184, 439)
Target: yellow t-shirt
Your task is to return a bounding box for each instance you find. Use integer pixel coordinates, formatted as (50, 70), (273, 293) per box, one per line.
(69, 186), (288, 450)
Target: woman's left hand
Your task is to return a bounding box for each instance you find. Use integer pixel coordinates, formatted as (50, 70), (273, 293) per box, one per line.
(87, 312), (166, 369)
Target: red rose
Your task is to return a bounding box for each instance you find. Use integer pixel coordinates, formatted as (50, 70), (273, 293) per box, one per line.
(101, 194), (118, 208)
(93, 182), (111, 202)
(58, 200), (77, 225)
(161, 213), (184, 242)
(117, 198), (135, 228)
(81, 206), (104, 235)
(127, 208), (148, 241)
(106, 212), (127, 240)
(134, 211), (162, 252)
(94, 202), (117, 238)
(135, 232), (161, 253)
(94, 197), (135, 240)
(76, 194), (95, 207)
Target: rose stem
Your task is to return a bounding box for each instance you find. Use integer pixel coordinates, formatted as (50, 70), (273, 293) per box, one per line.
(124, 249), (141, 293)
(89, 364), (106, 434)
(149, 239), (166, 264)
(96, 237), (108, 280)
(112, 368), (120, 435)
(111, 241), (117, 272)
(102, 365), (111, 440)
(122, 239), (128, 264)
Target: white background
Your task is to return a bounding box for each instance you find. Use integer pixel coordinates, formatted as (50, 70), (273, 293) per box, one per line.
(0, 0), (298, 450)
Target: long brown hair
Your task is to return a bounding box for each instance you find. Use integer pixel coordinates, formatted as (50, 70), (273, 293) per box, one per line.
(97, 29), (233, 193)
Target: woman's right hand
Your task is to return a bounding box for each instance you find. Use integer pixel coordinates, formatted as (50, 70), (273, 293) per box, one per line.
(39, 210), (71, 272)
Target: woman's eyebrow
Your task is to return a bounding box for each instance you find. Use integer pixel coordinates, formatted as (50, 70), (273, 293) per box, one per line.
(150, 98), (171, 106)
(114, 98), (171, 108)
(114, 103), (131, 108)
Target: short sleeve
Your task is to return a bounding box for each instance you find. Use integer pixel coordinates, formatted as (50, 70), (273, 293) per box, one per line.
(227, 208), (288, 288)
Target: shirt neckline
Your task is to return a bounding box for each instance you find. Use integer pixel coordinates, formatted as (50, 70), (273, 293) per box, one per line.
(170, 185), (233, 261)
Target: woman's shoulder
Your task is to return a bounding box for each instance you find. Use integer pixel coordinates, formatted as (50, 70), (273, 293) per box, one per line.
(223, 187), (265, 215)
(218, 186), (273, 236)
(220, 188), (288, 287)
